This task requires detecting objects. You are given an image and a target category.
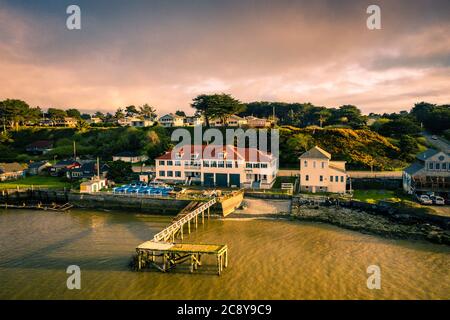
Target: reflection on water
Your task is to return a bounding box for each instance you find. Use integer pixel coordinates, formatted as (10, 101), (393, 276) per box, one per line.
(0, 209), (449, 300)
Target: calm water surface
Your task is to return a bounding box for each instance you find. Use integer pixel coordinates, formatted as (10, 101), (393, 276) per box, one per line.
(0, 209), (449, 299)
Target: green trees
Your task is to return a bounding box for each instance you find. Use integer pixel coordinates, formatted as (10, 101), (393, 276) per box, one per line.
(66, 108), (82, 119)
(47, 108), (67, 121)
(0, 99), (41, 130)
(411, 102), (450, 133)
(191, 93), (245, 127)
(107, 160), (133, 183)
(139, 104), (157, 120)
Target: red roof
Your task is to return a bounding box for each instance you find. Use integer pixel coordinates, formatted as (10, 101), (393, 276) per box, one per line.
(156, 145), (273, 162)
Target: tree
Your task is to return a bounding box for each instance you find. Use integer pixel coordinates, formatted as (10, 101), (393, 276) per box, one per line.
(398, 135), (419, 162)
(333, 105), (367, 128)
(66, 108), (81, 119)
(47, 108), (67, 122)
(94, 111), (105, 120)
(0, 99), (32, 130)
(191, 93), (245, 127)
(107, 160), (133, 183)
(175, 110), (186, 117)
(125, 105), (139, 117)
(286, 133), (314, 155)
(139, 104), (157, 119)
(75, 119), (90, 132)
(114, 108), (125, 120)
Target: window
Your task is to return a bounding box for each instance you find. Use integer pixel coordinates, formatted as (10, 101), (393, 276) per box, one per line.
(335, 176), (338, 182)
(330, 176), (333, 182)
(167, 171), (173, 177)
(175, 161), (181, 166)
(167, 160), (173, 166)
(211, 161), (217, 168)
(305, 175), (309, 181)
(159, 160), (165, 165)
(261, 163), (268, 168)
(429, 162), (434, 170)
(159, 171), (165, 177)
(340, 176), (344, 182)
(246, 163), (252, 168)
(203, 161), (210, 167)
(321, 162), (325, 169)
(226, 161), (233, 168)
(218, 161), (225, 168)
(304, 160), (308, 168)
(253, 163), (260, 168)
(218, 152), (225, 159)
(320, 175), (323, 182)
(313, 161), (316, 168)
(175, 171), (181, 177)
(443, 163), (447, 170)
(436, 163), (440, 170)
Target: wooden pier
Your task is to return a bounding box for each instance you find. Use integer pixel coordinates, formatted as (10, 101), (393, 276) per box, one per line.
(136, 241), (228, 275)
(152, 198), (216, 242)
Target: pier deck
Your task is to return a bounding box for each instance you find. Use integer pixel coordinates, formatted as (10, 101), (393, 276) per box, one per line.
(136, 241), (228, 275)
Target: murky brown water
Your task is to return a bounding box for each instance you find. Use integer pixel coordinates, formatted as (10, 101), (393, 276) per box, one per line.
(0, 209), (449, 299)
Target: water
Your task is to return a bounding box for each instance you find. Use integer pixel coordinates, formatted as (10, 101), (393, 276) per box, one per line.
(0, 209), (449, 299)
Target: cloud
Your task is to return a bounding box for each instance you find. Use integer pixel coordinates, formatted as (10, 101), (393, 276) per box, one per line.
(0, 0), (449, 114)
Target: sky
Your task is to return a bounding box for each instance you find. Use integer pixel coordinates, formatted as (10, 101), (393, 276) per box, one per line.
(0, 0), (449, 115)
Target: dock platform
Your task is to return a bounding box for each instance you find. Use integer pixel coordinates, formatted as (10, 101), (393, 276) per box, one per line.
(136, 241), (228, 275)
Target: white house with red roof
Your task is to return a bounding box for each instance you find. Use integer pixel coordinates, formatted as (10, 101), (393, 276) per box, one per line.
(155, 144), (278, 189)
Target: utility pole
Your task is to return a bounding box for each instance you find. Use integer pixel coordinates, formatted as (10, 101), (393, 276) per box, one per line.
(73, 141), (77, 159)
(97, 156), (100, 180)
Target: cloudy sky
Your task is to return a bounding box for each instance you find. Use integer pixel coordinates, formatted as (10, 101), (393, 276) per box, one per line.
(0, 0), (449, 115)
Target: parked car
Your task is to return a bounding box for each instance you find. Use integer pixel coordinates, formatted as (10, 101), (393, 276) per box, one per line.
(431, 135), (438, 140)
(417, 194), (433, 205)
(430, 196), (445, 205)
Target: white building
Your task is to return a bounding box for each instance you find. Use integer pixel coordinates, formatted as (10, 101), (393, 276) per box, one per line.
(403, 149), (450, 195)
(80, 178), (107, 193)
(159, 114), (185, 127)
(131, 119), (154, 127)
(184, 116), (204, 126)
(210, 115), (247, 127)
(112, 151), (148, 163)
(155, 144), (278, 189)
(299, 146), (347, 193)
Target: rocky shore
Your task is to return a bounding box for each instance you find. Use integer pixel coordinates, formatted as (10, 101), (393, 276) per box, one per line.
(291, 204), (450, 245)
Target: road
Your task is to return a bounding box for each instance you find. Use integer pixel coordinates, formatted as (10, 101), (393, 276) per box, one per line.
(422, 132), (450, 152)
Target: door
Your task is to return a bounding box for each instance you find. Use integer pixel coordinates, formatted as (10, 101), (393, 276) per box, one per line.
(203, 173), (214, 187)
(229, 174), (240, 187)
(215, 173), (228, 187)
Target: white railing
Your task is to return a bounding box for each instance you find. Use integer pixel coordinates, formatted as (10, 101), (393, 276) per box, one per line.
(152, 198), (217, 242)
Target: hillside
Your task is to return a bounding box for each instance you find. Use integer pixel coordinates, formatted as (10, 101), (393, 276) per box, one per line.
(279, 126), (406, 170)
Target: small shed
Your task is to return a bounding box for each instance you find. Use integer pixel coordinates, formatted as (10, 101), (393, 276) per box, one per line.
(80, 178), (107, 193)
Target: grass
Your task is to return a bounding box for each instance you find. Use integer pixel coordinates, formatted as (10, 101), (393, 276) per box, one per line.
(352, 189), (411, 204)
(0, 176), (71, 190)
(272, 176), (296, 189)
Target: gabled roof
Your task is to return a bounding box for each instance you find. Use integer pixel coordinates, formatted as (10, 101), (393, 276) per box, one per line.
(28, 161), (51, 169)
(416, 149), (439, 161)
(159, 113), (184, 120)
(404, 162), (425, 175)
(0, 162), (26, 173)
(299, 146), (331, 159)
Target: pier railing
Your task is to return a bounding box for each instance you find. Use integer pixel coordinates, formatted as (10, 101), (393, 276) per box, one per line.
(152, 198), (217, 242)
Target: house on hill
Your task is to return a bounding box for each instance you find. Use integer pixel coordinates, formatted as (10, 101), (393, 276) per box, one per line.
(298, 146), (348, 193)
(25, 140), (54, 154)
(0, 163), (26, 181)
(159, 114), (185, 127)
(66, 161), (109, 180)
(403, 149), (450, 195)
(27, 161), (52, 176)
(49, 159), (81, 177)
(112, 151), (148, 163)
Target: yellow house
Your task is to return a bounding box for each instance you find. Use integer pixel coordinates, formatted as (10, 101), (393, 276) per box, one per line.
(299, 146), (347, 193)
(80, 178), (107, 193)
